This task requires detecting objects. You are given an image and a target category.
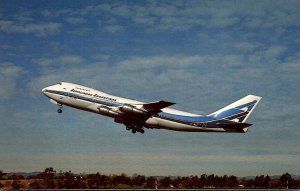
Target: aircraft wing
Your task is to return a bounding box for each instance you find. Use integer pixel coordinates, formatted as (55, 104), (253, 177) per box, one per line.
(141, 100), (175, 114)
(117, 101), (175, 126)
(119, 100), (175, 116)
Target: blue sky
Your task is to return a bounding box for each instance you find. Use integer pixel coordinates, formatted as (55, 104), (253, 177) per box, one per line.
(0, 0), (300, 176)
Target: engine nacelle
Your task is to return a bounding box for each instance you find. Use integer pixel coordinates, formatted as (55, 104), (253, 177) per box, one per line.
(97, 106), (119, 117)
(119, 105), (147, 115)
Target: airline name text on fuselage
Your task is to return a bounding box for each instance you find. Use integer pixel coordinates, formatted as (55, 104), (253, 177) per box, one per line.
(70, 88), (116, 101)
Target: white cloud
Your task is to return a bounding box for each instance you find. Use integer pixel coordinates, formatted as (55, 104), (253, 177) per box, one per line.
(279, 52), (300, 78)
(0, 20), (61, 37)
(28, 55), (86, 94)
(65, 17), (86, 24)
(35, 55), (84, 67)
(234, 42), (262, 52)
(118, 55), (245, 72)
(264, 46), (287, 58)
(91, 54), (111, 61)
(36, 1), (300, 33)
(14, 11), (34, 22)
(0, 62), (23, 100)
(102, 24), (123, 33)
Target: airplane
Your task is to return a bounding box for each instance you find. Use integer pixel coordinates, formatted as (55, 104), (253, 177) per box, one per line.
(42, 82), (262, 134)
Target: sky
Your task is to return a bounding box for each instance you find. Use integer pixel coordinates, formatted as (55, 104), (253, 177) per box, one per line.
(0, 0), (300, 177)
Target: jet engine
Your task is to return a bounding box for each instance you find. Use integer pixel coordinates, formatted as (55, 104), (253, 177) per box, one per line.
(119, 104), (147, 115)
(97, 106), (119, 117)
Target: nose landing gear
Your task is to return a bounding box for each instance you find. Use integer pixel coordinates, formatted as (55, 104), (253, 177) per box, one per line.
(57, 103), (63, 113)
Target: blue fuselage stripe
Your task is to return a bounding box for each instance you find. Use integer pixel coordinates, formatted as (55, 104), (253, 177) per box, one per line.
(158, 112), (216, 122)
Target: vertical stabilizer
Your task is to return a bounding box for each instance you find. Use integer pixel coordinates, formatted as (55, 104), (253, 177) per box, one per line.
(210, 95), (262, 123)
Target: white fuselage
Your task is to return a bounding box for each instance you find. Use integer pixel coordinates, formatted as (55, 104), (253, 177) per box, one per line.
(42, 82), (260, 133)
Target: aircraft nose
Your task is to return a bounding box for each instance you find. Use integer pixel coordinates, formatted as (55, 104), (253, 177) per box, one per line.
(42, 88), (47, 94)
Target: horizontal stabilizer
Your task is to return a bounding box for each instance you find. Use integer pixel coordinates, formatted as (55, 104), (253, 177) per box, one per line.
(218, 122), (252, 129)
(218, 123), (252, 129)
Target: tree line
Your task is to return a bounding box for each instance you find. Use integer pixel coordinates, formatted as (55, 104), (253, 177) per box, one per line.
(0, 168), (299, 189)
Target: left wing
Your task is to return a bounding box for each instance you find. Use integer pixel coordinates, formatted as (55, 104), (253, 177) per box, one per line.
(141, 100), (175, 114)
(117, 100), (175, 129)
(118, 100), (175, 116)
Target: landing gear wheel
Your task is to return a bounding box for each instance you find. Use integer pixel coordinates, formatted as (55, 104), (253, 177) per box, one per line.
(140, 129), (145, 134)
(126, 126), (130, 131)
(132, 129), (136, 134)
(57, 109), (62, 113)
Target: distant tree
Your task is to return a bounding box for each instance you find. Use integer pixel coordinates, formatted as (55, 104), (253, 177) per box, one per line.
(181, 176), (194, 188)
(56, 179), (64, 189)
(87, 178), (96, 189)
(295, 179), (300, 188)
(71, 177), (81, 189)
(179, 176), (188, 188)
(270, 179), (281, 188)
(87, 172), (109, 188)
(179, 176), (200, 188)
(254, 175), (264, 188)
(131, 174), (145, 187)
(80, 180), (87, 189)
(87, 173), (98, 188)
(27, 174), (41, 179)
(11, 180), (22, 190)
(264, 175), (271, 188)
(172, 176), (183, 188)
(206, 174), (215, 187)
(199, 174), (207, 187)
(211, 175), (224, 188)
(8, 173), (25, 180)
(0, 170), (6, 180)
(227, 175), (238, 188)
(146, 176), (157, 189)
(239, 177), (247, 187)
(29, 181), (41, 189)
(280, 173), (292, 188)
(159, 176), (172, 188)
(111, 173), (131, 187)
(244, 178), (254, 188)
(190, 176), (200, 188)
(42, 167), (56, 188)
(95, 172), (101, 188)
(63, 171), (75, 189)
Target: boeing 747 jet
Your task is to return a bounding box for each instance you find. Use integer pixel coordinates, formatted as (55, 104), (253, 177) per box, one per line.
(42, 82), (261, 134)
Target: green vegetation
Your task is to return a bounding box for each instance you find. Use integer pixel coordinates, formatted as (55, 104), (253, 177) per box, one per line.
(0, 169), (299, 189)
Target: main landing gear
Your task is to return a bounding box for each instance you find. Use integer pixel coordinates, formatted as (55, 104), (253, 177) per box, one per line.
(125, 125), (145, 134)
